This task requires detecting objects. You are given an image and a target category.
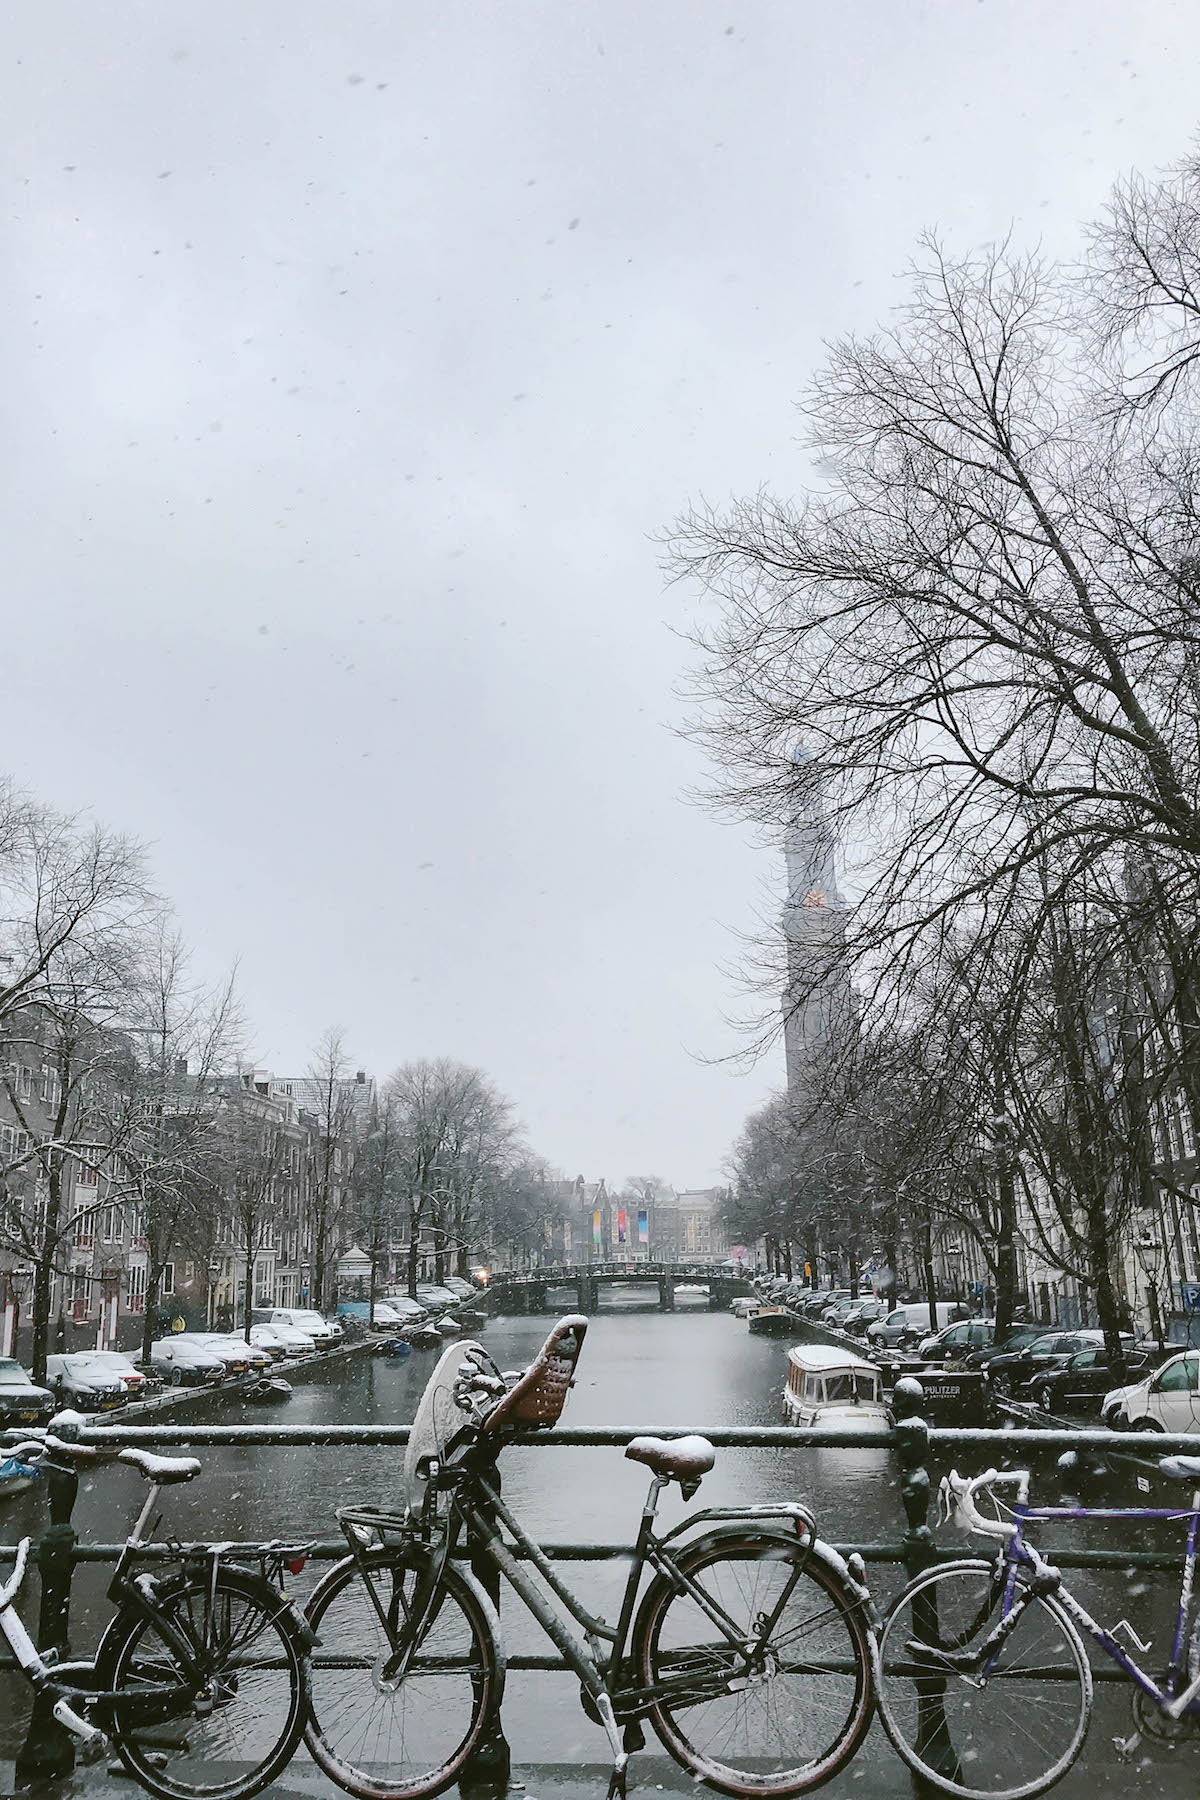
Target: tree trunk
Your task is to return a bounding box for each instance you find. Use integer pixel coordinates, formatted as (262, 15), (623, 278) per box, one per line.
(783, 1240), (793, 1280)
(921, 1218), (939, 1325)
(407, 1200), (420, 1300)
(993, 1163), (1018, 1341)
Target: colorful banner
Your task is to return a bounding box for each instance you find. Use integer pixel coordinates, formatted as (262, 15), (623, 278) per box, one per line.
(617, 1208), (627, 1245)
(638, 1208), (648, 1244)
(592, 1210), (601, 1250)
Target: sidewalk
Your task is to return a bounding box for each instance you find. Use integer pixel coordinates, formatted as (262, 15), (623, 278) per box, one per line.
(17, 1706), (1200, 1800)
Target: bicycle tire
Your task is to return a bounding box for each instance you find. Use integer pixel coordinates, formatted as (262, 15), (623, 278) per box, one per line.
(304, 1547), (503, 1800)
(634, 1528), (874, 1796)
(873, 1558), (1092, 1800)
(96, 1565), (310, 1800)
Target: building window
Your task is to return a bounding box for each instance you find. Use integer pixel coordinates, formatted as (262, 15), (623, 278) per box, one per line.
(77, 1160), (99, 1186)
(160, 1263), (175, 1297)
(128, 1264), (147, 1313)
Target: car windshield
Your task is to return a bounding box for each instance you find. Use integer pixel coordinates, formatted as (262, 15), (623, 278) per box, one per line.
(0, 1360), (28, 1379)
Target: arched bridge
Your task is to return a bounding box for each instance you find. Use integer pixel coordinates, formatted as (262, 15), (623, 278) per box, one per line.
(487, 1262), (755, 1315)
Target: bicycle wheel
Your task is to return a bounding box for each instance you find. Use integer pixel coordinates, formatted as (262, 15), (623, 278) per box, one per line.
(97, 1566), (310, 1800)
(874, 1558), (1092, 1800)
(304, 1548), (503, 1800)
(634, 1529), (873, 1796)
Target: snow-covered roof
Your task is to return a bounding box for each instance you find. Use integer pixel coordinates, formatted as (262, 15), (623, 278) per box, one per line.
(787, 1344), (877, 1375)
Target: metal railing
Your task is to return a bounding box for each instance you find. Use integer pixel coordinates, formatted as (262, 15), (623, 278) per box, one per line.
(2, 1395), (1193, 1781)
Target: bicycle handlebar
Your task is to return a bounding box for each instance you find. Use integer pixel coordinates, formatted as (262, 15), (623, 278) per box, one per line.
(942, 1467), (1031, 1541)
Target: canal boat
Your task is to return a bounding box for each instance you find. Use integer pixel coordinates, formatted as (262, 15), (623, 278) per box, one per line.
(243, 1376), (293, 1404)
(748, 1303), (801, 1337)
(782, 1344), (890, 1433)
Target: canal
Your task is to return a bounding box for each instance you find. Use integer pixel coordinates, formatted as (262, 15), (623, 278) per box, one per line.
(1, 1301), (1195, 1794)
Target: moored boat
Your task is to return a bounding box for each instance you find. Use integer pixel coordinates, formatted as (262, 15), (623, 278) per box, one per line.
(748, 1304), (801, 1337)
(782, 1344), (890, 1434)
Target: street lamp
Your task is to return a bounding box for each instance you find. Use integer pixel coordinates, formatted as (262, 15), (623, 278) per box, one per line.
(1134, 1227), (1165, 1350)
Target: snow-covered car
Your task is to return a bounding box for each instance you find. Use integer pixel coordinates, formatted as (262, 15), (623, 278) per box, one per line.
(373, 1298), (429, 1328)
(257, 1308), (343, 1349)
(78, 1350), (148, 1397)
(0, 1358), (56, 1427)
(441, 1276), (476, 1299)
(45, 1354), (129, 1412)
(194, 1334), (273, 1375)
(149, 1338), (225, 1387)
(415, 1285), (462, 1314)
(250, 1321), (314, 1357)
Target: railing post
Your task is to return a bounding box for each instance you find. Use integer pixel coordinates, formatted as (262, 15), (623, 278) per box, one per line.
(15, 1418), (82, 1786)
(892, 1377), (961, 1797)
(460, 1467), (511, 1798)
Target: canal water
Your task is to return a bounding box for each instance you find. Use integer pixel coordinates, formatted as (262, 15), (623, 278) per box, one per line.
(1, 1299), (1195, 1792)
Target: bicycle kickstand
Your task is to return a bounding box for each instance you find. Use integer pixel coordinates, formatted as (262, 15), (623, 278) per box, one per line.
(595, 1692), (628, 1800)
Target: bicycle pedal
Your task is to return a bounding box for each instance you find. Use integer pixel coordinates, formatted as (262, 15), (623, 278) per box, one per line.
(1112, 1731), (1142, 1761)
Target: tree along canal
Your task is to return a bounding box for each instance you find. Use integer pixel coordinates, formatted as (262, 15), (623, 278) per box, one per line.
(1, 1300), (1194, 1789)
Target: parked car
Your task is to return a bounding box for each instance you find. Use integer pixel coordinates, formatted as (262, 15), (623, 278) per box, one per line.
(867, 1302), (970, 1351)
(963, 1326), (1051, 1370)
(917, 1320), (996, 1363)
(415, 1285), (463, 1314)
(252, 1320), (314, 1356)
(0, 1358), (55, 1427)
(247, 1325), (291, 1362)
(256, 1307), (344, 1349)
(194, 1334), (273, 1375)
(44, 1354), (129, 1412)
(1033, 1345), (1161, 1416)
(374, 1298), (429, 1328)
(149, 1337), (225, 1387)
(842, 1299), (887, 1337)
(1105, 1350), (1200, 1434)
(78, 1350), (148, 1397)
(441, 1277), (476, 1300)
(984, 1330), (1118, 1397)
(823, 1298), (867, 1330)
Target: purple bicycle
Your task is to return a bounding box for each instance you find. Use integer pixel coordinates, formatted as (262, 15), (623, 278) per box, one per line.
(873, 1458), (1200, 1798)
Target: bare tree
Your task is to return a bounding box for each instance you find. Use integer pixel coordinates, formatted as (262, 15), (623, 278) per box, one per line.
(304, 1028), (361, 1314)
(217, 1097), (288, 1343)
(109, 928), (241, 1364)
(383, 1057), (544, 1285)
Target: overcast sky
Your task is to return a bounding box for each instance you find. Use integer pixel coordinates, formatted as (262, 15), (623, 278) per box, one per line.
(4, 2), (1200, 1186)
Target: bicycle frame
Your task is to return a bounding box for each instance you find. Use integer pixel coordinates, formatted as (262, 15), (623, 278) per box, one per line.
(993, 1487), (1200, 1721)
(337, 1452), (817, 1721)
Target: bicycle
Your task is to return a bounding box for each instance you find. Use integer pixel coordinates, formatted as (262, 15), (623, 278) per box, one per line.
(873, 1456), (1200, 1799)
(0, 1428), (314, 1800)
(303, 1315), (877, 1800)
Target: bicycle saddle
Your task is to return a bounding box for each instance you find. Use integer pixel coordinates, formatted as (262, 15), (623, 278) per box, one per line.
(1158, 1455), (1200, 1484)
(625, 1435), (716, 1480)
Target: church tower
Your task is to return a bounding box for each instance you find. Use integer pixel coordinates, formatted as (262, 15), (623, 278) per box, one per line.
(781, 764), (853, 1100)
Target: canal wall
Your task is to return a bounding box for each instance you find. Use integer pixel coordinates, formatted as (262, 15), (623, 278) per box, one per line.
(60, 1337), (374, 1426)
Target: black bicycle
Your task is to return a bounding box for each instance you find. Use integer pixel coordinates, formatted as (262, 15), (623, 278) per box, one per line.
(0, 1429), (314, 1800)
(303, 1316), (876, 1800)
